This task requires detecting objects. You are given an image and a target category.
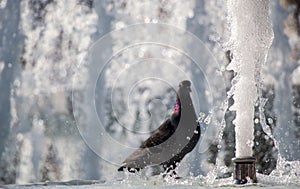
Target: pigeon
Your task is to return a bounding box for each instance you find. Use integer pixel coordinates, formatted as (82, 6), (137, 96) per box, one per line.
(118, 80), (200, 176)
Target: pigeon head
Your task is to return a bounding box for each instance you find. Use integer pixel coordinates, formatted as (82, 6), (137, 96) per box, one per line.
(172, 80), (192, 115)
(178, 80), (192, 94)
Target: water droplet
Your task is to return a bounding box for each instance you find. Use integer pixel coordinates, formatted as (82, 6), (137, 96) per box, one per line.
(16, 133), (23, 141)
(106, 3), (114, 12)
(194, 130), (199, 134)
(204, 115), (211, 124)
(152, 19), (158, 23)
(13, 79), (20, 87)
(285, 163), (291, 172)
(197, 112), (206, 123)
(186, 136), (191, 140)
(0, 0), (7, 9)
(188, 10), (194, 18)
(199, 112), (205, 116)
(205, 90), (210, 97)
(254, 118), (260, 124)
(161, 48), (168, 57)
(0, 62), (4, 73)
(267, 117), (273, 124)
(144, 17), (150, 23)
(115, 21), (125, 29)
(38, 119), (44, 126)
(264, 135), (269, 140)
(221, 66), (226, 72)
(138, 50), (145, 58)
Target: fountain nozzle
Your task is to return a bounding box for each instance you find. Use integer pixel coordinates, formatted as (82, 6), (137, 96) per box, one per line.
(232, 157), (257, 184)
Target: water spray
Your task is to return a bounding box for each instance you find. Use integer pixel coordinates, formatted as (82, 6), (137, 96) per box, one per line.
(226, 0), (274, 184)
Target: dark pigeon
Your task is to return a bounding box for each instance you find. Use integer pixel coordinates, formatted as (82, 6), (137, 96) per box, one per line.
(118, 80), (200, 175)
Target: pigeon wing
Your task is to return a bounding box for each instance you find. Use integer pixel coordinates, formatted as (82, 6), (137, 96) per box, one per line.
(139, 119), (175, 149)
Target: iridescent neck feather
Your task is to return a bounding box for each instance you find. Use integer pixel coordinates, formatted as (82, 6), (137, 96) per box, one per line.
(172, 97), (181, 114)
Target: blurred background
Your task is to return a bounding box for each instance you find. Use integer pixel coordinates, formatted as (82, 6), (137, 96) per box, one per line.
(0, 0), (299, 185)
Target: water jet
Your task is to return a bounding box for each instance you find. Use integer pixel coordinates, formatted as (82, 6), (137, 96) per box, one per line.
(226, 0), (274, 184)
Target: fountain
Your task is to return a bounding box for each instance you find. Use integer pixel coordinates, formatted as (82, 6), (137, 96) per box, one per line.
(226, 0), (274, 184)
